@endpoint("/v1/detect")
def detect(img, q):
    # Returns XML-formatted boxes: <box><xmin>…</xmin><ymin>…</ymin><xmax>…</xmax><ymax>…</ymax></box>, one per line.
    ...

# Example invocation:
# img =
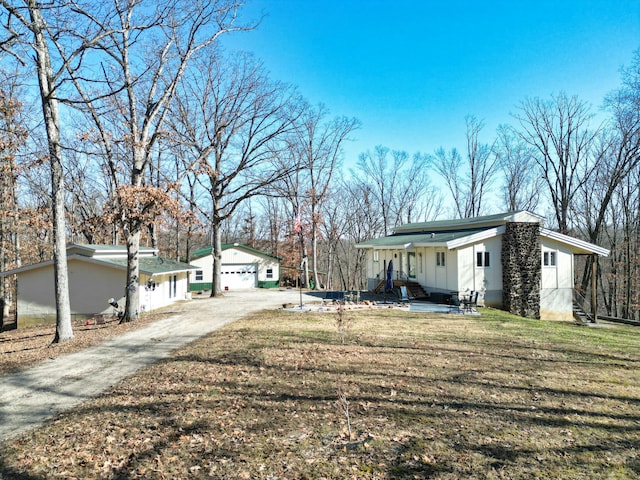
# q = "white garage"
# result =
<box><xmin>221</xmin><ymin>264</ymin><xmax>257</xmax><ymax>290</ymax></box>
<box><xmin>189</xmin><ymin>243</ymin><xmax>281</xmax><ymax>292</ymax></box>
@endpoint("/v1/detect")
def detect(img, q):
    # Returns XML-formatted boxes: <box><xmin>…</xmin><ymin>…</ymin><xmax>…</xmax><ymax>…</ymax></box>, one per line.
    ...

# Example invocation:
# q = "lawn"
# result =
<box><xmin>1</xmin><ymin>307</ymin><xmax>639</xmax><ymax>479</ymax></box>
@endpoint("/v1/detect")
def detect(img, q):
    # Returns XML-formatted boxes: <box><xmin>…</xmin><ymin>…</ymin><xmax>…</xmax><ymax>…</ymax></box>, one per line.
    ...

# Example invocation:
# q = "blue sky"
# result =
<box><xmin>224</xmin><ymin>1</ymin><xmax>640</xmax><ymax>167</ymax></box>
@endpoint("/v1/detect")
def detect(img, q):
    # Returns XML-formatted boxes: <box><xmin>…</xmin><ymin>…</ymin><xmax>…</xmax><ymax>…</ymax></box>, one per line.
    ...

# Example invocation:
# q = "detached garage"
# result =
<box><xmin>189</xmin><ymin>243</ymin><xmax>281</xmax><ymax>292</ymax></box>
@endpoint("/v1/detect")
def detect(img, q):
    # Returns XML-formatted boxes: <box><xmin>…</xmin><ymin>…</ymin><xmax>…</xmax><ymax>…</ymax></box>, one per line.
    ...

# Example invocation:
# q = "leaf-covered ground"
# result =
<box><xmin>0</xmin><ymin>313</ymin><xmax>168</xmax><ymax>376</ymax></box>
<box><xmin>1</xmin><ymin>308</ymin><xmax>639</xmax><ymax>479</ymax></box>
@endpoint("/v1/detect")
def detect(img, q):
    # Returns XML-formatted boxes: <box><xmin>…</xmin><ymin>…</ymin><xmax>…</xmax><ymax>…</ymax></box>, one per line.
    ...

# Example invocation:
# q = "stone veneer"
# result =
<box><xmin>502</xmin><ymin>222</ymin><xmax>541</xmax><ymax>319</ymax></box>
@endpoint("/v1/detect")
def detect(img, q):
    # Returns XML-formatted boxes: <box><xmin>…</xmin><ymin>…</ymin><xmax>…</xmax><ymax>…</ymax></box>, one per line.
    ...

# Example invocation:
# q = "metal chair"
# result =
<box><xmin>463</xmin><ymin>291</ymin><xmax>479</xmax><ymax>313</ymax></box>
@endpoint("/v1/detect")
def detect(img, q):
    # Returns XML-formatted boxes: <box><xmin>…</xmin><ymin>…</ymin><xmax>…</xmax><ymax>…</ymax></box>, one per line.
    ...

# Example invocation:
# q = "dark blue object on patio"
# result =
<box><xmin>385</xmin><ymin>259</ymin><xmax>394</xmax><ymax>292</ymax></box>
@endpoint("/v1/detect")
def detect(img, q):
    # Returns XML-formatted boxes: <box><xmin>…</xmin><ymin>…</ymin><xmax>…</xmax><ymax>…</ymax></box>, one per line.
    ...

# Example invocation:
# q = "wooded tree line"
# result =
<box><xmin>0</xmin><ymin>1</ymin><xmax>639</xmax><ymax>344</ymax></box>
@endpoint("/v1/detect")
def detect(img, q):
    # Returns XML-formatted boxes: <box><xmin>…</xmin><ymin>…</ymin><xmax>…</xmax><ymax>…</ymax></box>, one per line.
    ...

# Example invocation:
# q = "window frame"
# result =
<box><xmin>543</xmin><ymin>250</ymin><xmax>557</xmax><ymax>267</ymax></box>
<box><xmin>195</xmin><ymin>269</ymin><xmax>204</xmax><ymax>281</ymax></box>
<box><xmin>436</xmin><ymin>251</ymin><xmax>446</xmax><ymax>267</ymax></box>
<box><xmin>476</xmin><ymin>251</ymin><xmax>490</xmax><ymax>268</ymax></box>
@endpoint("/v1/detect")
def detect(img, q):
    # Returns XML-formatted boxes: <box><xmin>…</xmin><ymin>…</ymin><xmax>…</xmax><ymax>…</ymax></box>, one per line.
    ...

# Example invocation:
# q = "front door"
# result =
<box><xmin>408</xmin><ymin>252</ymin><xmax>416</xmax><ymax>279</ymax></box>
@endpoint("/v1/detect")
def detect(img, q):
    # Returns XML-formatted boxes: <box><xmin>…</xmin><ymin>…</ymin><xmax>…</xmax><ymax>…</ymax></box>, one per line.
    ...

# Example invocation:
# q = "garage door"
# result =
<box><xmin>221</xmin><ymin>264</ymin><xmax>257</xmax><ymax>290</ymax></box>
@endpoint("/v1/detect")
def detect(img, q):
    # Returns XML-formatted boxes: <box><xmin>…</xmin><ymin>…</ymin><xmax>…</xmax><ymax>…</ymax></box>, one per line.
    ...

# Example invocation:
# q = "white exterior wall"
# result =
<box><xmin>223</xmin><ymin>248</ymin><xmax>279</xmax><ymax>283</ymax></box>
<box><xmin>17</xmin><ymin>260</ymin><xmax>126</xmax><ymax>326</ymax></box>
<box><xmin>190</xmin><ymin>256</ymin><xmax>213</xmax><ymax>285</ymax></box>
<box><xmin>540</xmin><ymin>238</ymin><xmax>574</xmax><ymax>320</ymax></box>
<box><xmin>455</xmin><ymin>237</ymin><xmax>503</xmax><ymax>307</ymax></box>
<box><xmin>16</xmin><ymin>259</ymin><xmax>190</xmax><ymax>327</ymax></box>
<box><xmin>140</xmin><ymin>272</ymin><xmax>189</xmax><ymax>312</ymax></box>
<box><xmin>68</xmin><ymin>259</ymin><xmax>127</xmax><ymax>314</ymax></box>
<box><xmin>189</xmin><ymin>247</ymin><xmax>280</xmax><ymax>287</ymax></box>
<box><xmin>16</xmin><ymin>265</ymin><xmax>59</xmax><ymax>325</ymax></box>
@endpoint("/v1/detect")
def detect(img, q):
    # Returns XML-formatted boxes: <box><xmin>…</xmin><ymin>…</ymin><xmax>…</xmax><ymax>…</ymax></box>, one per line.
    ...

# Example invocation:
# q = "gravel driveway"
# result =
<box><xmin>0</xmin><ymin>289</ymin><xmax>318</xmax><ymax>442</ymax></box>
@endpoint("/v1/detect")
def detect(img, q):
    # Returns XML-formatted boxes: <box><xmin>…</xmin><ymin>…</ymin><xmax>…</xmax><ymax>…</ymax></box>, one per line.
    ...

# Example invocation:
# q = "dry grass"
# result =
<box><xmin>1</xmin><ymin>308</ymin><xmax>639</xmax><ymax>479</ymax></box>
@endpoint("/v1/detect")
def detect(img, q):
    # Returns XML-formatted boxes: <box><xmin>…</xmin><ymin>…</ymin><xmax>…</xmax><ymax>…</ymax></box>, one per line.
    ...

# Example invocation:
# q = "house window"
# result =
<box><xmin>195</xmin><ymin>270</ymin><xmax>203</xmax><ymax>281</ymax></box>
<box><xmin>169</xmin><ymin>275</ymin><xmax>177</xmax><ymax>299</ymax></box>
<box><xmin>373</xmin><ymin>250</ymin><xmax>379</xmax><ymax>262</ymax></box>
<box><xmin>436</xmin><ymin>251</ymin><xmax>446</xmax><ymax>267</ymax></box>
<box><xmin>476</xmin><ymin>251</ymin><xmax>490</xmax><ymax>267</ymax></box>
<box><xmin>266</xmin><ymin>268</ymin><xmax>273</xmax><ymax>279</ymax></box>
<box><xmin>543</xmin><ymin>250</ymin><xmax>557</xmax><ymax>267</ymax></box>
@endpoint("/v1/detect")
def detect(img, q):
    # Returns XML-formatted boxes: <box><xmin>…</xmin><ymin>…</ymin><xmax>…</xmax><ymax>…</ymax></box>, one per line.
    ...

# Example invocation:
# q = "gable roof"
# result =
<box><xmin>97</xmin><ymin>256</ymin><xmax>197</xmax><ymax>275</ymax></box>
<box><xmin>0</xmin><ymin>244</ymin><xmax>196</xmax><ymax>278</ymax></box>
<box><xmin>355</xmin><ymin>227</ymin><xmax>494</xmax><ymax>249</ymax></box>
<box><xmin>393</xmin><ymin>211</ymin><xmax>544</xmax><ymax>234</ymax></box>
<box><xmin>356</xmin><ymin>211</ymin><xmax>609</xmax><ymax>257</ymax></box>
<box><xmin>67</xmin><ymin>244</ymin><xmax>158</xmax><ymax>258</ymax></box>
<box><xmin>190</xmin><ymin>243</ymin><xmax>282</xmax><ymax>261</ymax></box>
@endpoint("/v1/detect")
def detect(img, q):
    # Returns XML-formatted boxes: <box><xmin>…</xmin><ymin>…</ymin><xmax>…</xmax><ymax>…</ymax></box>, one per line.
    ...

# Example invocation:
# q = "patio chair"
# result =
<box><xmin>398</xmin><ymin>285</ymin><xmax>414</xmax><ymax>303</ymax></box>
<box><xmin>463</xmin><ymin>291</ymin><xmax>479</xmax><ymax>313</ymax></box>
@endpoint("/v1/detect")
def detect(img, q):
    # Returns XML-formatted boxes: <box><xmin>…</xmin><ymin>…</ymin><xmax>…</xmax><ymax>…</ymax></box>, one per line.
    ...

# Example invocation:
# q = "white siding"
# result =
<box><xmin>190</xmin><ymin>256</ymin><xmax>213</xmax><ymax>285</ymax></box>
<box><xmin>540</xmin><ymin>239</ymin><xmax>574</xmax><ymax>320</ymax></box>
<box><xmin>140</xmin><ymin>272</ymin><xmax>190</xmax><ymax>311</ymax></box>
<box><xmin>455</xmin><ymin>238</ymin><xmax>503</xmax><ymax>306</ymax></box>
<box><xmin>189</xmin><ymin>247</ymin><xmax>279</xmax><ymax>287</ymax></box>
<box><xmin>16</xmin><ymin>259</ymin><xmax>191</xmax><ymax>327</ymax></box>
<box><xmin>17</xmin><ymin>260</ymin><xmax>126</xmax><ymax>324</ymax></box>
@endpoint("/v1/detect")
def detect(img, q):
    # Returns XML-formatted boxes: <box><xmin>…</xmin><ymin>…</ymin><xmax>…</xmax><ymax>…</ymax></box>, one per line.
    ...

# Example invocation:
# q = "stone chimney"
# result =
<box><xmin>502</xmin><ymin>222</ymin><xmax>541</xmax><ymax>319</ymax></box>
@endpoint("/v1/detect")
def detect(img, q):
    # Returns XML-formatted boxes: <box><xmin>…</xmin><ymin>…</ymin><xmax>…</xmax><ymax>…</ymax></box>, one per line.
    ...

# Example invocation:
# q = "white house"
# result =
<box><xmin>189</xmin><ymin>243</ymin><xmax>281</xmax><ymax>292</ymax></box>
<box><xmin>0</xmin><ymin>244</ymin><xmax>196</xmax><ymax>328</ymax></box>
<box><xmin>356</xmin><ymin>211</ymin><xmax>610</xmax><ymax>321</ymax></box>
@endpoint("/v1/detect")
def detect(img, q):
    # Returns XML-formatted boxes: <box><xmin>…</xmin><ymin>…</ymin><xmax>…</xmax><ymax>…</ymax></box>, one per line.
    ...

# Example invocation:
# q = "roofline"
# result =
<box><xmin>540</xmin><ymin>228</ymin><xmax>610</xmax><ymax>257</ymax></box>
<box><xmin>0</xmin><ymin>254</ymin><xmax>124</xmax><ymax>277</ymax></box>
<box><xmin>0</xmin><ymin>254</ymin><xmax>197</xmax><ymax>278</ymax></box>
<box><xmin>445</xmin><ymin>226</ymin><xmax>506</xmax><ymax>249</ymax></box>
<box><xmin>356</xmin><ymin>225</ymin><xmax>609</xmax><ymax>257</ymax></box>
<box><xmin>68</xmin><ymin>244</ymin><xmax>158</xmax><ymax>255</ymax></box>
<box><xmin>191</xmin><ymin>243</ymin><xmax>282</xmax><ymax>261</ymax></box>
<box><xmin>393</xmin><ymin>210</ymin><xmax>545</xmax><ymax>233</ymax></box>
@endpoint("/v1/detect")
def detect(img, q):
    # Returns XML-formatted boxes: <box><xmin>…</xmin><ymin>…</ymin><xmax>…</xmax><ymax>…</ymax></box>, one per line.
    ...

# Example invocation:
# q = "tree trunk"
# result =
<box><xmin>210</xmin><ymin>223</ymin><xmax>223</xmax><ymax>297</ymax></box>
<box><xmin>122</xmin><ymin>228</ymin><xmax>141</xmax><ymax>322</ymax></box>
<box><xmin>28</xmin><ymin>1</ymin><xmax>72</xmax><ymax>342</ymax></box>
<box><xmin>51</xmin><ymin>157</ymin><xmax>73</xmax><ymax>341</ymax></box>
<box><xmin>311</xmin><ymin>220</ymin><xmax>320</xmax><ymax>290</ymax></box>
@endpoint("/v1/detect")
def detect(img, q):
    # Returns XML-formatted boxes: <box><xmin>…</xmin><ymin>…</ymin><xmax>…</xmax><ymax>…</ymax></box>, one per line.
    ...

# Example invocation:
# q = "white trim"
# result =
<box><xmin>540</xmin><ymin>228</ymin><xmax>610</xmax><ymax>257</ymax></box>
<box><xmin>446</xmin><ymin>226</ymin><xmax>506</xmax><ymax>250</ymax></box>
<box><xmin>0</xmin><ymin>253</ymin><xmax>195</xmax><ymax>277</ymax></box>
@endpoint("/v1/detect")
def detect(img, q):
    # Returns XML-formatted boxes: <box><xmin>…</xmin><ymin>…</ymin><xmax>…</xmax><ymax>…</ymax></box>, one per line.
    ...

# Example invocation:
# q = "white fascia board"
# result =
<box><xmin>541</xmin><ymin>228</ymin><xmax>610</xmax><ymax>257</ymax></box>
<box><xmin>0</xmin><ymin>254</ymin><xmax>127</xmax><ymax>277</ymax></box>
<box><xmin>405</xmin><ymin>242</ymin><xmax>450</xmax><ymax>248</ymax></box>
<box><xmin>0</xmin><ymin>259</ymin><xmax>54</xmax><ymax>277</ymax></box>
<box><xmin>445</xmin><ymin>226</ymin><xmax>506</xmax><ymax>250</ymax></box>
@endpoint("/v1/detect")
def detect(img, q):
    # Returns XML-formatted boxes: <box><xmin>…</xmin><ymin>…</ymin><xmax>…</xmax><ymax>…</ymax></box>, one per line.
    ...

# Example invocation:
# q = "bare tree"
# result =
<box><xmin>0</xmin><ymin>79</ymin><xmax>26</xmax><ymax>327</ymax></box>
<box><xmin>169</xmin><ymin>52</ymin><xmax>301</xmax><ymax>297</ymax></box>
<box><xmin>353</xmin><ymin>146</ymin><xmax>438</xmax><ymax>232</ymax></box>
<box><xmin>513</xmin><ymin>93</ymin><xmax>599</xmax><ymax>233</ymax></box>
<box><xmin>62</xmin><ymin>0</ymin><xmax>249</xmax><ymax>319</ymax></box>
<box><xmin>354</xmin><ymin>146</ymin><xmax>407</xmax><ymax>236</ymax></box>
<box><xmin>577</xmin><ymin>49</ymin><xmax>640</xmax><ymax>314</ymax></box>
<box><xmin>291</xmin><ymin>103</ymin><xmax>360</xmax><ymax>290</ymax></box>
<box><xmin>495</xmin><ymin>124</ymin><xmax>541</xmax><ymax>212</ymax></box>
<box><xmin>430</xmin><ymin>116</ymin><xmax>498</xmax><ymax>219</ymax></box>
<box><xmin>0</xmin><ymin>0</ymin><xmax>80</xmax><ymax>341</ymax></box>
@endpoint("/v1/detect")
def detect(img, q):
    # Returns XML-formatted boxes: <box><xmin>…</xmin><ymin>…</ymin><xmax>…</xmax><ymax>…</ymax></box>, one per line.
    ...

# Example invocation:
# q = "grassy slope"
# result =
<box><xmin>1</xmin><ymin>307</ymin><xmax>639</xmax><ymax>479</ymax></box>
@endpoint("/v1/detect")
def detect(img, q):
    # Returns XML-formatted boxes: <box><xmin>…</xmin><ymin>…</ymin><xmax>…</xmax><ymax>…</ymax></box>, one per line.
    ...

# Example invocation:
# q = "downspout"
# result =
<box><xmin>591</xmin><ymin>254</ymin><xmax>598</xmax><ymax>323</ymax></box>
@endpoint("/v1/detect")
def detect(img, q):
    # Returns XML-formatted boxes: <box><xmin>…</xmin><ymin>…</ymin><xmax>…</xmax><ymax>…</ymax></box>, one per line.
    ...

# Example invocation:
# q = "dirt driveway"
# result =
<box><xmin>0</xmin><ymin>289</ymin><xmax>318</xmax><ymax>442</ymax></box>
